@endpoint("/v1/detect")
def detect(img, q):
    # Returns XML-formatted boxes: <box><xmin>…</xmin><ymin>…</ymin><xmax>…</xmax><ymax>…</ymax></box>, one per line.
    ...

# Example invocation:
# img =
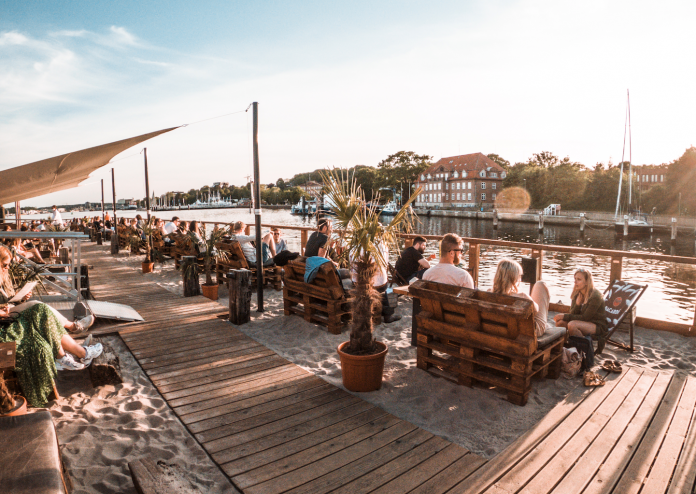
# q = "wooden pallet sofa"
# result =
<box><xmin>283</xmin><ymin>256</ymin><xmax>381</xmax><ymax>334</ymax></box>
<box><xmin>409</xmin><ymin>280</ymin><xmax>566</xmax><ymax>406</ymax></box>
<box><xmin>214</xmin><ymin>239</ymin><xmax>282</xmax><ymax>290</ymax></box>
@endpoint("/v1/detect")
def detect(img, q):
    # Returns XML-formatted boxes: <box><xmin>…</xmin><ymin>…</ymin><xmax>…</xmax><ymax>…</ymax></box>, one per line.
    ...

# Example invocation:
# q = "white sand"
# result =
<box><xmin>50</xmin><ymin>251</ymin><xmax>696</xmax><ymax>494</ymax></box>
<box><xmin>51</xmin><ymin>334</ymin><xmax>237</xmax><ymax>494</ymax></box>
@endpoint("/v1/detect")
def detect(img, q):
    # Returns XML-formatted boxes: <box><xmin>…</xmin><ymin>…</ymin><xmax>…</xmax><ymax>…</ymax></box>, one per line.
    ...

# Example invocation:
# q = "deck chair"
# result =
<box><xmin>603</xmin><ymin>280</ymin><xmax>647</xmax><ymax>353</ymax></box>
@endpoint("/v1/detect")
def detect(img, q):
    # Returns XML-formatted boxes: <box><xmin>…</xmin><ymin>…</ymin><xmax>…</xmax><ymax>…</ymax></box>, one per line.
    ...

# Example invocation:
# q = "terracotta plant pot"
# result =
<box><xmin>201</xmin><ymin>283</ymin><xmax>219</xmax><ymax>301</ymax></box>
<box><xmin>142</xmin><ymin>262</ymin><xmax>154</xmax><ymax>273</ymax></box>
<box><xmin>337</xmin><ymin>341</ymin><xmax>388</xmax><ymax>392</ymax></box>
<box><xmin>0</xmin><ymin>396</ymin><xmax>27</xmax><ymax>417</ymax></box>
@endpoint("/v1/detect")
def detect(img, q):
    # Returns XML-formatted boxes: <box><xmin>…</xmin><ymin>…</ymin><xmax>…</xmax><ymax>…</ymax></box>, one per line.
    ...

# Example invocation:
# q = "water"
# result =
<box><xmin>49</xmin><ymin>208</ymin><xmax>696</xmax><ymax>324</ymax></box>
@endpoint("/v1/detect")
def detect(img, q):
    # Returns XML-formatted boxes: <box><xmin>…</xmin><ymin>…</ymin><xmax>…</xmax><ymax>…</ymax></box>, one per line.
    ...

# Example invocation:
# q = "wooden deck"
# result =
<box><xmin>83</xmin><ymin>245</ymin><xmax>487</xmax><ymax>493</ymax></box>
<box><xmin>79</xmin><ymin>244</ymin><xmax>696</xmax><ymax>493</ymax></box>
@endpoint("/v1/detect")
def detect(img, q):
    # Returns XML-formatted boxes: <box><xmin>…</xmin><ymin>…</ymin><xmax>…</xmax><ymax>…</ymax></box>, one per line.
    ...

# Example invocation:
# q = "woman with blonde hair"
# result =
<box><xmin>553</xmin><ymin>268</ymin><xmax>607</xmax><ymax>349</ymax></box>
<box><xmin>491</xmin><ymin>258</ymin><xmax>551</xmax><ymax>337</ymax></box>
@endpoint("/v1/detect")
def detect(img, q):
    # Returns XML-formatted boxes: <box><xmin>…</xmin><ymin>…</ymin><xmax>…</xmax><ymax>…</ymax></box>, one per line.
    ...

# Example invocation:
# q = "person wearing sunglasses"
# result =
<box><xmin>422</xmin><ymin>233</ymin><xmax>474</xmax><ymax>288</ymax></box>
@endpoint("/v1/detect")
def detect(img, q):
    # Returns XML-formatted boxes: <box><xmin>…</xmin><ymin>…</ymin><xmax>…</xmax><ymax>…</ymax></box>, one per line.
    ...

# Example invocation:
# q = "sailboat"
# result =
<box><xmin>614</xmin><ymin>90</ymin><xmax>653</xmax><ymax>236</ymax></box>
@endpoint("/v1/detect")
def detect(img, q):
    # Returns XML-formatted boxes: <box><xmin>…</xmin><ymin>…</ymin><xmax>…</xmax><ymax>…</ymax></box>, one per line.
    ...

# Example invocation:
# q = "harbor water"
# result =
<box><xmin>55</xmin><ymin>208</ymin><xmax>696</xmax><ymax>324</ymax></box>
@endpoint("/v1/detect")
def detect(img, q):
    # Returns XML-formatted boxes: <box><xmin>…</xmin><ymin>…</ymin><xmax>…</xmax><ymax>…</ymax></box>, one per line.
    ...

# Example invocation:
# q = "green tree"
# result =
<box><xmin>376</xmin><ymin>151</ymin><xmax>432</xmax><ymax>199</ymax></box>
<box><xmin>487</xmin><ymin>153</ymin><xmax>510</xmax><ymax>170</ymax></box>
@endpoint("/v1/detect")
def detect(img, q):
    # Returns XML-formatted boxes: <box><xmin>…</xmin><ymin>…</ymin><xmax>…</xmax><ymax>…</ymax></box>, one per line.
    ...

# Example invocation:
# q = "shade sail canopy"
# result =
<box><xmin>0</xmin><ymin>127</ymin><xmax>178</xmax><ymax>205</ymax></box>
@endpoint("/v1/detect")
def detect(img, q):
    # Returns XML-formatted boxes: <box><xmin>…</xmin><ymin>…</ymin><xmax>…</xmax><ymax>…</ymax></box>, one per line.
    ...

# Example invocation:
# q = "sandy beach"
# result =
<box><xmin>48</xmin><ymin>252</ymin><xmax>696</xmax><ymax>492</ymax></box>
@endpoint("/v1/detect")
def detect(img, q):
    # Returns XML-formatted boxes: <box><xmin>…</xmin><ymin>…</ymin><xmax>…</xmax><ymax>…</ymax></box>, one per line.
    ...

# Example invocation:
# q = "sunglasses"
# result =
<box><xmin>449</xmin><ymin>249</ymin><xmax>463</xmax><ymax>253</ymax></box>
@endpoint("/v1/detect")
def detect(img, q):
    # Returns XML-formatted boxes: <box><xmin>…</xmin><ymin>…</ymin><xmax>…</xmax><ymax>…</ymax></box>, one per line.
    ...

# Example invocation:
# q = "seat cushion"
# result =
<box><xmin>0</xmin><ymin>410</ymin><xmax>65</xmax><ymax>493</ymax></box>
<box><xmin>537</xmin><ymin>326</ymin><xmax>567</xmax><ymax>348</ymax></box>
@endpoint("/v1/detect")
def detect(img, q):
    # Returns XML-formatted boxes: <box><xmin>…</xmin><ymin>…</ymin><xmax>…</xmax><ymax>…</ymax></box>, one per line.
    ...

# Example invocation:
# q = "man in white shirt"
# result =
<box><xmin>163</xmin><ymin>216</ymin><xmax>179</xmax><ymax>235</ymax></box>
<box><xmin>51</xmin><ymin>205</ymin><xmax>62</xmax><ymax>226</ymax></box>
<box><xmin>423</xmin><ymin>233</ymin><xmax>475</xmax><ymax>288</ymax></box>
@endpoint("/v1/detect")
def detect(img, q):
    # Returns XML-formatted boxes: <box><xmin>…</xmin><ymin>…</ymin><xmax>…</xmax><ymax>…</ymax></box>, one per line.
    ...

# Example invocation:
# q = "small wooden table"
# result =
<box><xmin>393</xmin><ymin>285</ymin><xmax>420</xmax><ymax>346</ymax></box>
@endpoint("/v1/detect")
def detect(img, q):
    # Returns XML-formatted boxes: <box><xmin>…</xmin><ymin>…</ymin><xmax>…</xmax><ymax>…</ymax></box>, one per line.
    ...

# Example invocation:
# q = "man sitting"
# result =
<box><xmin>230</xmin><ymin>221</ymin><xmax>275</xmax><ymax>266</ymax></box>
<box><xmin>395</xmin><ymin>236</ymin><xmax>432</xmax><ymax>282</ymax></box>
<box><xmin>162</xmin><ymin>217</ymin><xmax>179</xmax><ymax>245</ymax></box>
<box><xmin>304</xmin><ymin>219</ymin><xmax>332</xmax><ymax>257</ymax></box>
<box><xmin>423</xmin><ymin>233</ymin><xmax>474</xmax><ymax>288</ymax></box>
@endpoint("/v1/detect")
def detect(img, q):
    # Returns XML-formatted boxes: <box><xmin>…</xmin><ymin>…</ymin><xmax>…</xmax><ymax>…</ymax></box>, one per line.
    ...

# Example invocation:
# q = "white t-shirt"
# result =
<box><xmin>423</xmin><ymin>263</ymin><xmax>474</xmax><ymax>288</ymax></box>
<box><xmin>163</xmin><ymin>222</ymin><xmax>178</xmax><ymax>234</ymax></box>
<box><xmin>51</xmin><ymin>209</ymin><xmax>62</xmax><ymax>224</ymax></box>
<box><xmin>350</xmin><ymin>244</ymin><xmax>388</xmax><ymax>287</ymax></box>
<box><xmin>232</xmin><ymin>233</ymin><xmax>257</xmax><ymax>263</ymax></box>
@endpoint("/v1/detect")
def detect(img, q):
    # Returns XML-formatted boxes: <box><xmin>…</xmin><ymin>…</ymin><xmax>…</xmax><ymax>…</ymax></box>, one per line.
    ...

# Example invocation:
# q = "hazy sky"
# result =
<box><xmin>2</xmin><ymin>0</ymin><xmax>695</xmax><ymax>207</ymax></box>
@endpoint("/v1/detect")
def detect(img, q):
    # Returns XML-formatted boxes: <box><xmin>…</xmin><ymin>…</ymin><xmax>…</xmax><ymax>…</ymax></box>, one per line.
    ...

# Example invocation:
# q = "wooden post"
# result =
<box><xmin>228</xmin><ymin>269</ymin><xmax>251</xmax><ymax>325</ymax></box>
<box><xmin>59</xmin><ymin>247</ymin><xmax>70</xmax><ymax>265</ymax></box>
<box><xmin>111</xmin><ymin>230</ymin><xmax>119</xmax><ymax>254</ymax></box>
<box><xmin>252</xmin><ymin>102</ymin><xmax>264</xmax><ymax>313</ymax></box>
<box><xmin>610</xmin><ymin>256</ymin><xmax>623</xmax><ymax>283</ymax></box>
<box><xmin>301</xmin><ymin>229</ymin><xmax>308</xmax><ymax>255</ymax></box>
<box><xmin>671</xmin><ymin>217</ymin><xmax>678</xmax><ymax>244</ymax></box>
<box><xmin>538</xmin><ymin>213</ymin><xmax>544</xmax><ymax>232</ymax></box>
<box><xmin>532</xmin><ymin>248</ymin><xmax>543</xmax><ymax>281</ymax></box>
<box><xmin>493</xmin><ymin>210</ymin><xmax>499</xmax><ymax>229</ymax></box>
<box><xmin>623</xmin><ymin>215</ymin><xmax>629</xmax><ymax>236</ymax></box>
<box><xmin>181</xmin><ymin>256</ymin><xmax>200</xmax><ymax>297</ymax></box>
<box><xmin>96</xmin><ymin>231</ymin><xmax>102</xmax><ymax>245</ymax></box>
<box><xmin>468</xmin><ymin>243</ymin><xmax>480</xmax><ymax>287</ymax></box>
<box><xmin>80</xmin><ymin>264</ymin><xmax>92</xmax><ymax>300</ymax></box>
<box><xmin>579</xmin><ymin>213</ymin><xmax>585</xmax><ymax>236</ymax></box>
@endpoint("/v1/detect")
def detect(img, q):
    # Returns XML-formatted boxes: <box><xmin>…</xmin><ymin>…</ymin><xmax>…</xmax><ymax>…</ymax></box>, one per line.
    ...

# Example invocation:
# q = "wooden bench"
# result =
<box><xmin>214</xmin><ymin>239</ymin><xmax>282</xmax><ymax>290</ymax></box>
<box><xmin>150</xmin><ymin>230</ymin><xmax>172</xmax><ymax>258</ymax></box>
<box><xmin>282</xmin><ymin>256</ymin><xmax>381</xmax><ymax>334</ymax></box>
<box><xmin>409</xmin><ymin>279</ymin><xmax>566</xmax><ymax>406</ymax></box>
<box><xmin>170</xmin><ymin>234</ymin><xmax>203</xmax><ymax>270</ymax></box>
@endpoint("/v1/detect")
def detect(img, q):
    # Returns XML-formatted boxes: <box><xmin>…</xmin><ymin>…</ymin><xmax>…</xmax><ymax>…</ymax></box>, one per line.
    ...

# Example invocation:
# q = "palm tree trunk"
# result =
<box><xmin>348</xmin><ymin>259</ymin><xmax>380</xmax><ymax>354</ymax></box>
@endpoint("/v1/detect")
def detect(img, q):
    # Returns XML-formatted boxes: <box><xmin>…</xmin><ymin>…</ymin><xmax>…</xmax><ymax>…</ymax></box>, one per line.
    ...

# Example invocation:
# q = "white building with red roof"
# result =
<box><xmin>414</xmin><ymin>153</ymin><xmax>506</xmax><ymax>208</ymax></box>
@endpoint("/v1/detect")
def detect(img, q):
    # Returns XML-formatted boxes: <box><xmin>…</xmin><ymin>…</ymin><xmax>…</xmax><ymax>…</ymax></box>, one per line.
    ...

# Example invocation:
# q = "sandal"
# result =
<box><xmin>601</xmin><ymin>360</ymin><xmax>623</xmax><ymax>373</ymax></box>
<box><xmin>583</xmin><ymin>371</ymin><xmax>606</xmax><ymax>387</ymax></box>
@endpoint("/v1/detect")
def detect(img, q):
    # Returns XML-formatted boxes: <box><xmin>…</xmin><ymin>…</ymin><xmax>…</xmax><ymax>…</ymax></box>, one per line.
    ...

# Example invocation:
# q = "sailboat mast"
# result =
<box><xmin>614</xmin><ymin>91</ymin><xmax>630</xmax><ymax>219</ymax></box>
<box><xmin>627</xmin><ymin>90</ymin><xmax>633</xmax><ymax>210</ymax></box>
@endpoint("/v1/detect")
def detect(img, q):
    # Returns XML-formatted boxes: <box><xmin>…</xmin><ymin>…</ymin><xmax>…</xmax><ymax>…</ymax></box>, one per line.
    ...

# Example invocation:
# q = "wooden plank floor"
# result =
<box><xmin>82</xmin><ymin>245</ymin><xmax>487</xmax><ymax>493</ymax></box>
<box><xmin>451</xmin><ymin>367</ymin><xmax>696</xmax><ymax>494</ymax></box>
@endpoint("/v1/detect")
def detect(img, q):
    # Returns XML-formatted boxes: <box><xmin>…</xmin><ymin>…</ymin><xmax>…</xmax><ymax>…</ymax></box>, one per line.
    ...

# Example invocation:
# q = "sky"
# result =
<box><xmin>1</xmin><ymin>0</ymin><xmax>695</xmax><ymax>207</ymax></box>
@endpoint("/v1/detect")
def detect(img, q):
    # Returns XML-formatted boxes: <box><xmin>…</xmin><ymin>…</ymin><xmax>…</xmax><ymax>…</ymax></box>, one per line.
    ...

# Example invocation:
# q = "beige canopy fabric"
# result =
<box><xmin>0</xmin><ymin>127</ymin><xmax>178</xmax><ymax>205</ymax></box>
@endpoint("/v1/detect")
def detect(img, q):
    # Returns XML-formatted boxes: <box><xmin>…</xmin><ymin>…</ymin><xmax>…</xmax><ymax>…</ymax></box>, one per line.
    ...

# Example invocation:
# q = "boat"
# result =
<box><xmin>614</xmin><ymin>90</ymin><xmax>653</xmax><ymax>237</ymax></box>
<box><xmin>291</xmin><ymin>197</ymin><xmax>316</xmax><ymax>215</ymax></box>
<box><xmin>380</xmin><ymin>200</ymin><xmax>399</xmax><ymax>215</ymax></box>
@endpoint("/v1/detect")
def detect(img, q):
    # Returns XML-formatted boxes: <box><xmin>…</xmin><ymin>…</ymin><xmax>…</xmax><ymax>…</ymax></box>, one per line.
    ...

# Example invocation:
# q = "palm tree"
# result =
<box><xmin>199</xmin><ymin>224</ymin><xmax>230</xmax><ymax>286</ymax></box>
<box><xmin>321</xmin><ymin>169</ymin><xmax>419</xmax><ymax>354</ymax></box>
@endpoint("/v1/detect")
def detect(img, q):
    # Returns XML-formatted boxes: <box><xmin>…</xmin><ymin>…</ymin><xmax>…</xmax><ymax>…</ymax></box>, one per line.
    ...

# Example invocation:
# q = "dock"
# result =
<box><xmin>73</xmin><ymin>243</ymin><xmax>696</xmax><ymax>493</ymax></box>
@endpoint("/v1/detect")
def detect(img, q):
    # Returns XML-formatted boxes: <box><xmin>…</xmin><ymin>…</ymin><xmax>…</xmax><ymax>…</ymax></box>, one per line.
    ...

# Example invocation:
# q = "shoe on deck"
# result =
<box><xmin>56</xmin><ymin>354</ymin><xmax>85</xmax><ymax>371</ymax></box>
<box><xmin>74</xmin><ymin>315</ymin><xmax>95</xmax><ymax>332</ymax></box>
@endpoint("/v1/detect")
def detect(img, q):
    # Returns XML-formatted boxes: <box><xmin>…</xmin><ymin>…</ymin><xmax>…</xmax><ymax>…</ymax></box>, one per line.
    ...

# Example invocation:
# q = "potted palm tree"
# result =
<box><xmin>322</xmin><ymin>169</ymin><xmax>418</xmax><ymax>392</ymax></box>
<box><xmin>141</xmin><ymin>221</ymin><xmax>157</xmax><ymax>273</ymax></box>
<box><xmin>199</xmin><ymin>224</ymin><xmax>230</xmax><ymax>300</ymax></box>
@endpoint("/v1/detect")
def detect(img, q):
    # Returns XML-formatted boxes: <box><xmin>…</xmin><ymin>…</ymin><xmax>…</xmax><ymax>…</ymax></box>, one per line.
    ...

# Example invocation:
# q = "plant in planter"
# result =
<box><xmin>0</xmin><ymin>374</ymin><xmax>26</xmax><ymax>416</ymax></box>
<box><xmin>321</xmin><ymin>169</ymin><xmax>418</xmax><ymax>391</ymax></box>
<box><xmin>140</xmin><ymin>222</ymin><xmax>157</xmax><ymax>273</ymax></box>
<box><xmin>198</xmin><ymin>224</ymin><xmax>230</xmax><ymax>300</ymax></box>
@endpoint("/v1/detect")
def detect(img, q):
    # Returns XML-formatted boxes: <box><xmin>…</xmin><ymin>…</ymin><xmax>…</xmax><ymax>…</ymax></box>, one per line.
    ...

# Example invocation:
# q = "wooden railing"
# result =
<box><xmin>192</xmin><ymin>220</ymin><xmax>695</xmax><ymax>335</ymax></box>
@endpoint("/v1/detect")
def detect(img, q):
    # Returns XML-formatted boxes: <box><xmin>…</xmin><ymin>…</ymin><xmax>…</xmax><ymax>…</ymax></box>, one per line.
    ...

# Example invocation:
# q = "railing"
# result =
<box><xmin>179</xmin><ymin>220</ymin><xmax>696</xmax><ymax>335</ymax></box>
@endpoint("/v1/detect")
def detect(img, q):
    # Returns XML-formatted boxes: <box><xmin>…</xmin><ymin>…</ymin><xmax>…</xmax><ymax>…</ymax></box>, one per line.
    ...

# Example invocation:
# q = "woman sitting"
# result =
<box><xmin>553</xmin><ymin>268</ymin><xmax>608</xmax><ymax>352</ymax></box>
<box><xmin>188</xmin><ymin>221</ymin><xmax>206</xmax><ymax>254</ymax></box>
<box><xmin>491</xmin><ymin>258</ymin><xmax>551</xmax><ymax>338</ymax></box>
<box><xmin>10</xmin><ymin>238</ymin><xmax>46</xmax><ymax>264</ymax></box>
<box><xmin>0</xmin><ymin>246</ymin><xmax>102</xmax><ymax>406</ymax></box>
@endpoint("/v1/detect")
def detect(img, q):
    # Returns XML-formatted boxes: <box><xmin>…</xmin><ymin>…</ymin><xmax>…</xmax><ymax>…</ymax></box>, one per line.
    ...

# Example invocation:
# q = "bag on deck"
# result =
<box><xmin>565</xmin><ymin>335</ymin><xmax>594</xmax><ymax>371</ymax></box>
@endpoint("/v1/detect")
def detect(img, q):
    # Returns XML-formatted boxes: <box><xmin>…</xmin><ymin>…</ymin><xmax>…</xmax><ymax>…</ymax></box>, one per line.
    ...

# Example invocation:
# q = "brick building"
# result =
<box><xmin>634</xmin><ymin>164</ymin><xmax>668</xmax><ymax>192</ymax></box>
<box><xmin>414</xmin><ymin>153</ymin><xmax>506</xmax><ymax>208</ymax></box>
<box><xmin>300</xmin><ymin>180</ymin><xmax>324</xmax><ymax>197</ymax></box>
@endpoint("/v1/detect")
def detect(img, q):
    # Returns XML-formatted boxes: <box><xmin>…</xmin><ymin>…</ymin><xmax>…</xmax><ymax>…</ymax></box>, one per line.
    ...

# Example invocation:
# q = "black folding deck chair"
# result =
<box><xmin>603</xmin><ymin>280</ymin><xmax>648</xmax><ymax>353</ymax></box>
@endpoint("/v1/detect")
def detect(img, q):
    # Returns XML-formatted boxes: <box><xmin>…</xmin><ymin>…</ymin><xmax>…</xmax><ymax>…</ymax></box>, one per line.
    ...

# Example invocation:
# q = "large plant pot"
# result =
<box><xmin>0</xmin><ymin>396</ymin><xmax>27</xmax><ymax>417</ymax></box>
<box><xmin>337</xmin><ymin>341</ymin><xmax>388</xmax><ymax>392</ymax></box>
<box><xmin>201</xmin><ymin>283</ymin><xmax>219</xmax><ymax>301</ymax></box>
<box><xmin>142</xmin><ymin>262</ymin><xmax>154</xmax><ymax>273</ymax></box>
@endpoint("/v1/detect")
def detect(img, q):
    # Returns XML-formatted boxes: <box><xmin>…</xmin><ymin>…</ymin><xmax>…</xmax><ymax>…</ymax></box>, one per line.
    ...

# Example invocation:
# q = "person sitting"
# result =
<box><xmin>269</xmin><ymin>228</ymin><xmax>288</xmax><ymax>253</ymax></box>
<box><xmin>422</xmin><ymin>233</ymin><xmax>474</xmax><ymax>288</ymax></box>
<box><xmin>265</xmin><ymin>228</ymin><xmax>299</xmax><ymax>266</ymax></box>
<box><xmin>11</xmin><ymin>238</ymin><xmax>46</xmax><ymax>264</ymax></box>
<box><xmin>230</xmin><ymin>221</ymin><xmax>275</xmax><ymax>267</ymax></box>
<box><xmin>491</xmin><ymin>258</ymin><xmax>551</xmax><ymax>338</ymax></box>
<box><xmin>188</xmin><ymin>221</ymin><xmax>206</xmax><ymax>254</ymax></box>
<box><xmin>304</xmin><ymin>219</ymin><xmax>332</xmax><ymax>258</ymax></box>
<box><xmin>395</xmin><ymin>236</ymin><xmax>433</xmax><ymax>282</ymax></box>
<box><xmin>553</xmin><ymin>268</ymin><xmax>608</xmax><ymax>352</ymax></box>
<box><xmin>163</xmin><ymin>216</ymin><xmax>179</xmax><ymax>235</ymax></box>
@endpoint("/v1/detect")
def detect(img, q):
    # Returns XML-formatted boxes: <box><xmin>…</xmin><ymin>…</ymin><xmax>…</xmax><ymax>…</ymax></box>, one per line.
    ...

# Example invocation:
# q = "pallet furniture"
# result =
<box><xmin>150</xmin><ymin>230</ymin><xmax>172</xmax><ymax>258</ymax></box>
<box><xmin>409</xmin><ymin>279</ymin><xmax>566</xmax><ymax>406</ymax></box>
<box><xmin>0</xmin><ymin>410</ymin><xmax>71</xmax><ymax>494</ymax></box>
<box><xmin>214</xmin><ymin>239</ymin><xmax>282</xmax><ymax>290</ymax></box>
<box><xmin>170</xmin><ymin>234</ymin><xmax>203</xmax><ymax>270</ymax></box>
<box><xmin>282</xmin><ymin>256</ymin><xmax>381</xmax><ymax>334</ymax></box>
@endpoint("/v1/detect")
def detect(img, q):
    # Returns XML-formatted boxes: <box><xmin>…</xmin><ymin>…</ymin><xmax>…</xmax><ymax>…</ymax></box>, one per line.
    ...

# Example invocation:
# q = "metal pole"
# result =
<box><xmin>111</xmin><ymin>168</ymin><xmax>117</xmax><ymax>228</ymax></box>
<box><xmin>101</xmin><ymin>179</ymin><xmax>105</xmax><ymax>219</ymax></box>
<box><xmin>252</xmin><ymin>102</ymin><xmax>264</xmax><ymax>312</ymax></box>
<box><xmin>14</xmin><ymin>201</ymin><xmax>20</xmax><ymax>229</ymax></box>
<box><xmin>143</xmin><ymin>148</ymin><xmax>151</xmax><ymax>224</ymax></box>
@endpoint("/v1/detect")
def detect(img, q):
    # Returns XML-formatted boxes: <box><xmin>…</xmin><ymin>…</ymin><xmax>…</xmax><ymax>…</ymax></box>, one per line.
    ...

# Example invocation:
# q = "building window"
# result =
<box><xmin>468</xmin><ymin>182</ymin><xmax>472</xmax><ymax>189</ymax></box>
<box><xmin>490</xmin><ymin>172</ymin><xmax>497</xmax><ymax>178</ymax></box>
<box><xmin>446</xmin><ymin>183</ymin><xmax>449</xmax><ymax>190</ymax></box>
<box><xmin>481</xmin><ymin>193</ymin><xmax>486</xmax><ymax>201</ymax></box>
<box><xmin>446</xmin><ymin>194</ymin><xmax>449</xmax><ymax>200</ymax></box>
<box><xmin>492</xmin><ymin>193</ymin><xmax>496</xmax><ymax>200</ymax></box>
<box><xmin>481</xmin><ymin>182</ymin><xmax>486</xmax><ymax>189</ymax></box>
<box><xmin>468</xmin><ymin>193</ymin><xmax>472</xmax><ymax>201</ymax></box>
<box><xmin>457</xmin><ymin>182</ymin><xmax>460</xmax><ymax>189</ymax></box>
<box><xmin>661</xmin><ymin>175</ymin><xmax>664</xmax><ymax>181</ymax></box>
<box><xmin>492</xmin><ymin>183</ymin><xmax>497</xmax><ymax>190</ymax></box>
